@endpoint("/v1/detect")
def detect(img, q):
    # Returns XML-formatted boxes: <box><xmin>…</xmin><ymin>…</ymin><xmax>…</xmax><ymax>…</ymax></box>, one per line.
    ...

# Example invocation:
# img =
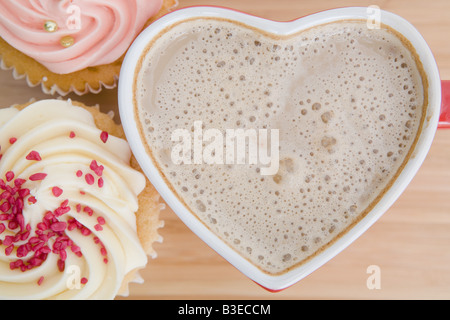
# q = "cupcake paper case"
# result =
<box><xmin>0</xmin><ymin>0</ymin><xmax>178</xmax><ymax>96</ymax></box>
<box><xmin>0</xmin><ymin>99</ymin><xmax>164</xmax><ymax>299</ymax></box>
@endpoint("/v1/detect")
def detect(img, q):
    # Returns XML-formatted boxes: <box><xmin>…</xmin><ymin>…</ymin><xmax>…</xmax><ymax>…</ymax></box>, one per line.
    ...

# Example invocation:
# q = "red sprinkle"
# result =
<box><xmin>9</xmin><ymin>260</ymin><xmax>22</xmax><ymax>271</ymax></box>
<box><xmin>97</xmin><ymin>217</ymin><xmax>106</xmax><ymax>225</ymax></box>
<box><xmin>3</xmin><ymin>236</ymin><xmax>13</xmax><ymax>246</ymax></box>
<box><xmin>85</xmin><ymin>173</ymin><xmax>95</xmax><ymax>185</ymax></box>
<box><xmin>29</xmin><ymin>173</ymin><xmax>47</xmax><ymax>181</ymax></box>
<box><xmin>28</xmin><ymin>196</ymin><xmax>37</xmax><ymax>204</ymax></box>
<box><xmin>90</xmin><ymin>160</ymin><xmax>104</xmax><ymax>177</ymax></box>
<box><xmin>52</xmin><ymin>187</ymin><xmax>63</xmax><ymax>197</ymax></box>
<box><xmin>90</xmin><ymin>160</ymin><xmax>98</xmax><ymax>171</ymax></box>
<box><xmin>71</xmin><ymin>245</ymin><xmax>81</xmax><ymax>253</ymax></box>
<box><xmin>26</xmin><ymin>151</ymin><xmax>42</xmax><ymax>161</ymax></box>
<box><xmin>67</xmin><ymin>221</ymin><xmax>77</xmax><ymax>231</ymax></box>
<box><xmin>9</xmin><ymin>137</ymin><xmax>17</xmax><ymax>144</ymax></box>
<box><xmin>100</xmin><ymin>131</ymin><xmax>109</xmax><ymax>143</ymax></box>
<box><xmin>50</xmin><ymin>221</ymin><xmax>67</xmax><ymax>233</ymax></box>
<box><xmin>16</xmin><ymin>244</ymin><xmax>29</xmax><ymax>258</ymax></box>
<box><xmin>37</xmin><ymin>276</ymin><xmax>44</xmax><ymax>286</ymax></box>
<box><xmin>98</xmin><ymin>178</ymin><xmax>104</xmax><ymax>188</ymax></box>
<box><xmin>0</xmin><ymin>201</ymin><xmax>11</xmax><ymax>213</ymax></box>
<box><xmin>94</xmin><ymin>224</ymin><xmax>103</xmax><ymax>231</ymax></box>
<box><xmin>59</xmin><ymin>250</ymin><xmax>67</xmax><ymax>262</ymax></box>
<box><xmin>81</xmin><ymin>227</ymin><xmax>91</xmax><ymax>236</ymax></box>
<box><xmin>5</xmin><ymin>244</ymin><xmax>13</xmax><ymax>256</ymax></box>
<box><xmin>76</xmin><ymin>170</ymin><xmax>82</xmax><ymax>177</ymax></box>
<box><xmin>57</xmin><ymin>259</ymin><xmax>65</xmax><ymax>272</ymax></box>
<box><xmin>83</xmin><ymin>206</ymin><xmax>93</xmax><ymax>216</ymax></box>
<box><xmin>5</xmin><ymin>171</ymin><xmax>14</xmax><ymax>182</ymax></box>
<box><xmin>69</xmin><ymin>131</ymin><xmax>76</xmax><ymax>138</ymax></box>
<box><xmin>54</xmin><ymin>205</ymin><xmax>70</xmax><ymax>217</ymax></box>
<box><xmin>81</xmin><ymin>277</ymin><xmax>88</xmax><ymax>284</ymax></box>
<box><xmin>8</xmin><ymin>220</ymin><xmax>18</xmax><ymax>230</ymax></box>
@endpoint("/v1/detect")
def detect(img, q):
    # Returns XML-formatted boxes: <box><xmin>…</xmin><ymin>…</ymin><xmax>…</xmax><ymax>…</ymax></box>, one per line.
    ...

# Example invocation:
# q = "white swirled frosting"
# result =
<box><xmin>0</xmin><ymin>100</ymin><xmax>148</xmax><ymax>300</ymax></box>
<box><xmin>0</xmin><ymin>0</ymin><xmax>163</xmax><ymax>74</ymax></box>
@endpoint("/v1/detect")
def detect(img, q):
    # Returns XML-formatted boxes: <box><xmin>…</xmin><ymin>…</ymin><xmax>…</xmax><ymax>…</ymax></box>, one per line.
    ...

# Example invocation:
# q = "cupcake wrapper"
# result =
<box><xmin>0</xmin><ymin>55</ymin><xmax>119</xmax><ymax>96</ymax></box>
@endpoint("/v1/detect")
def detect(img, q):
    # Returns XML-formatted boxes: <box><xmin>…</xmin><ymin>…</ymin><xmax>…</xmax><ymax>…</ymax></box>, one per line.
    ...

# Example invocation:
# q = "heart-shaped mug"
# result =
<box><xmin>118</xmin><ymin>6</ymin><xmax>448</xmax><ymax>291</ymax></box>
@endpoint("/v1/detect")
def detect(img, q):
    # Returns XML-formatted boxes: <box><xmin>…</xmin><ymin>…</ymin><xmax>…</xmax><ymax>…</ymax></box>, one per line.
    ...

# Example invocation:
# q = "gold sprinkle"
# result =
<box><xmin>60</xmin><ymin>35</ymin><xmax>74</xmax><ymax>48</ymax></box>
<box><xmin>43</xmin><ymin>20</ymin><xmax>58</xmax><ymax>33</ymax></box>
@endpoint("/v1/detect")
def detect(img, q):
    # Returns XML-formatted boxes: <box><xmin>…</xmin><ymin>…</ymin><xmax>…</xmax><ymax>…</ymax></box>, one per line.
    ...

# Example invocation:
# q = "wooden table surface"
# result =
<box><xmin>1</xmin><ymin>0</ymin><xmax>450</xmax><ymax>300</ymax></box>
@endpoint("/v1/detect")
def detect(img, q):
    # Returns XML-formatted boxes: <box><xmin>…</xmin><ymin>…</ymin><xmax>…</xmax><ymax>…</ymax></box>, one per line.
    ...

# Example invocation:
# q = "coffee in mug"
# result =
<box><xmin>133</xmin><ymin>18</ymin><xmax>427</xmax><ymax>274</ymax></box>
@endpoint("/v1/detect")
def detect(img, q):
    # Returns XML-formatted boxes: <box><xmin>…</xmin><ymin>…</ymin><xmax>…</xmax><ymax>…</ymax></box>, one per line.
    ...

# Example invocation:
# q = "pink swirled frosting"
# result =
<box><xmin>0</xmin><ymin>0</ymin><xmax>163</xmax><ymax>74</ymax></box>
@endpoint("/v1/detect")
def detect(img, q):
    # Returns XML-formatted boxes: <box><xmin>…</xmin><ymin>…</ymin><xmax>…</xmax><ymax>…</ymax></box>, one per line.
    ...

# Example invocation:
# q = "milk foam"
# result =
<box><xmin>135</xmin><ymin>19</ymin><xmax>425</xmax><ymax>274</ymax></box>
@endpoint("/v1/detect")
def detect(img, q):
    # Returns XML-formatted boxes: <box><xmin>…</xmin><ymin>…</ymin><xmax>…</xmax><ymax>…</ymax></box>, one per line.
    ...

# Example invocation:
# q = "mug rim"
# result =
<box><xmin>118</xmin><ymin>6</ymin><xmax>441</xmax><ymax>291</ymax></box>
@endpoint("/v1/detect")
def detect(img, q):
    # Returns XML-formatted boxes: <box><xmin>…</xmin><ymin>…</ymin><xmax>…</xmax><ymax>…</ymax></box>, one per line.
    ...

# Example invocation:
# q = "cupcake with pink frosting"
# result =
<box><xmin>0</xmin><ymin>0</ymin><xmax>177</xmax><ymax>95</ymax></box>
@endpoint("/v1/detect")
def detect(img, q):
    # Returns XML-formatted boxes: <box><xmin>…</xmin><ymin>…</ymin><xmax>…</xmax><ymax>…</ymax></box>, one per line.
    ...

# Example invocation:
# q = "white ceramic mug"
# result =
<box><xmin>118</xmin><ymin>6</ymin><xmax>449</xmax><ymax>291</ymax></box>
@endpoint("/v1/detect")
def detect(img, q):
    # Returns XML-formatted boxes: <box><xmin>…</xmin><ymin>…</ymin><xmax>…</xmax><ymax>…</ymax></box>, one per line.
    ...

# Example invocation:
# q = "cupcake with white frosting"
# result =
<box><xmin>0</xmin><ymin>99</ymin><xmax>163</xmax><ymax>299</ymax></box>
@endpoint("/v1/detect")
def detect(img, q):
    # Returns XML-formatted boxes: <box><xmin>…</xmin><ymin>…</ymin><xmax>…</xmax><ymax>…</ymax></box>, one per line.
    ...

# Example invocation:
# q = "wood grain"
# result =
<box><xmin>1</xmin><ymin>0</ymin><xmax>449</xmax><ymax>300</ymax></box>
